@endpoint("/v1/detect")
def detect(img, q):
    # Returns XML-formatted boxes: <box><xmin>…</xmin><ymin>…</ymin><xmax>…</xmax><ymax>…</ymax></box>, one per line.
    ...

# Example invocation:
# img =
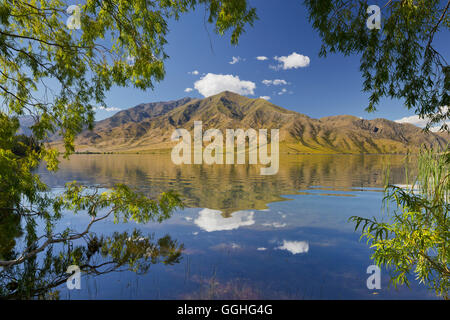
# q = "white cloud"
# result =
<box><xmin>184</xmin><ymin>88</ymin><xmax>193</xmax><ymax>93</ymax></box>
<box><xmin>269</xmin><ymin>65</ymin><xmax>279</xmax><ymax>71</ymax></box>
<box><xmin>94</xmin><ymin>106</ymin><xmax>121</xmax><ymax>112</ymax></box>
<box><xmin>395</xmin><ymin>106</ymin><xmax>448</xmax><ymax>130</ymax></box>
<box><xmin>277</xmin><ymin>240</ymin><xmax>309</xmax><ymax>254</ymax></box>
<box><xmin>229</xmin><ymin>56</ymin><xmax>242</xmax><ymax>65</ymax></box>
<box><xmin>256</xmin><ymin>56</ymin><xmax>268</xmax><ymax>61</ymax></box>
<box><xmin>262</xmin><ymin>79</ymin><xmax>288</xmax><ymax>86</ymax></box>
<box><xmin>188</xmin><ymin>70</ymin><xmax>199</xmax><ymax>75</ymax></box>
<box><xmin>194</xmin><ymin>73</ymin><xmax>256</xmax><ymax>97</ymax></box>
<box><xmin>278</xmin><ymin>88</ymin><xmax>288</xmax><ymax>95</ymax></box>
<box><xmin>259</xmin><ymin>96</ymin><xmax>271</xmax><ymax>100</ymax></box>
<box><xmin>273</xmin><ymin>52</ymin><xmax>310</xmax><ymax>70</ymax></box>
<box><xmin>274</xmin><ymin>79</ymin><xmax>288</xmax><ymax>85</ymax></box>
<box><xmin>430</xmin><ymin>126</ymin><xmax>445</xmax><ymax>132</ymax></box>
<box><xmin>395</xmin><ymin>115</ymin><xmax>429</xmax><ymax>128</ymax></box>
<box><xmin>194</xmin><ymin>208</ymin><xmax>255</xmax><ymax>232</ymax></box>
<box><xmin>257</xmin><ymin>247</ymin><xmax>267</xmax><ymax>251</ymax></box>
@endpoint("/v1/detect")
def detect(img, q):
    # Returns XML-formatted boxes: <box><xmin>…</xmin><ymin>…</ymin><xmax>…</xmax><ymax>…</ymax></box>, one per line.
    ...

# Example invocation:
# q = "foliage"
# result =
<box><xmin>304</xmin><ymin>0</ymin><xmax>449</xmax><ymax>131</ymax></box>
<box><xmin>0</xmin><ymin>228</ymin><xmax>184</xmax><ymax>299</ymax></box>
<box><xmin>0</xmin><ymin>0</ymin><xmax>256</xmax><ymax>289</ymax></box>
<box><xmin>350</xmin><ymin>148</ymin><xmax>450</xmax><ymax>298</ymax></box>
<box><xmin>307</xmin><ymin>0</ymin><xmax>450</xmax><ymax>299</ymax></box>
<box><xmin>0</xmin><ymin>183</ymin><xmax>183</xmax><ymax>268</ymax></box>
<box><xmin>1</xmin><ymin>181</ymin><xmax>184</xmax><ymax>299</ymax></box>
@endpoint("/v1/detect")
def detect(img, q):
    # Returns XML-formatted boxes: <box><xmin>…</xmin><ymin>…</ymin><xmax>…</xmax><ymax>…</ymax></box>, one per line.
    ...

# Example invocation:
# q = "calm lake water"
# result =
<box><xmin>34</xmin><ymin>154</ymin><xmax>437</xmax><ymax>299</ymax></box>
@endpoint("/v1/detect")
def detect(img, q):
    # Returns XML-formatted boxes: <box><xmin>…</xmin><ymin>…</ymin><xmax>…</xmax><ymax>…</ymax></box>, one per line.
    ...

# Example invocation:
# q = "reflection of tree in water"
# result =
<box><xmin>0</xmin><ymin>226</ymin><xmax>183</xmax><ymax>299</ymax></box>
<box><xmin>0</xmin><ymin>182</ymin><xmax>184</xmax><ymax>300</ymax></box>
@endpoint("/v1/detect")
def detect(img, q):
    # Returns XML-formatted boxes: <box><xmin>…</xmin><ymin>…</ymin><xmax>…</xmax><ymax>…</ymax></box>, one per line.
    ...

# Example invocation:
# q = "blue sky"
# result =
<box><xmin>95</xmin><ymin>0</ymin><xmax>449</xmax><ymax>127</ymax></box>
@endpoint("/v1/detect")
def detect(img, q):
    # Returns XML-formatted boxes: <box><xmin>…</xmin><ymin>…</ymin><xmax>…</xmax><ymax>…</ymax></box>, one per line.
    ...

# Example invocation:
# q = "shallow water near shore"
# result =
<box><xmin>33</xmin><ymin>153</ymin><xmax>438</xmax><ymax>299</ymax></box>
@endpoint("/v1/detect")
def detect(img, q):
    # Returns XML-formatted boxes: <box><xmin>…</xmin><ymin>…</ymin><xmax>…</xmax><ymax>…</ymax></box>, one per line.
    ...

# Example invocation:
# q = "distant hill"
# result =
<box><xmin>65</xmin><ymin>91</ymin><xmax>448</xmax><ymax>154</ymax></box>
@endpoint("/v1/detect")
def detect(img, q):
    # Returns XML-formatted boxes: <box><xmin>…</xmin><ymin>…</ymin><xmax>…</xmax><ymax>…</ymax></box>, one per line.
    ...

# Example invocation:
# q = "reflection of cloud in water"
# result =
<box><xmin>262</xmin><ymin>222</ymin><xmax>287</xmax><ymax>228</ymax></box>
<box><xmin>212</xmin><ymin>242</ymin><xmax>241</xmax><ymax>250</ymax></box>
<box><xmin>194</xmin><ymin>209</ymin><xmax>255</xmax><ymax>232</ymax></box>
<box><xmin>277</xmin><ymin>240</ymin><xmax>309</xmax><ymax>254</ymax></box>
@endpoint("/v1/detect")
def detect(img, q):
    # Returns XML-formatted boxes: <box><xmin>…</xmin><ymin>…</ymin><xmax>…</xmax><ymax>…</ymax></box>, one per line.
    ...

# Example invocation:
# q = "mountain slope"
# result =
<box><xmin>70</xmin><ymin>91</ymin><xmax>448</xmax><ymax>153</ymax></box>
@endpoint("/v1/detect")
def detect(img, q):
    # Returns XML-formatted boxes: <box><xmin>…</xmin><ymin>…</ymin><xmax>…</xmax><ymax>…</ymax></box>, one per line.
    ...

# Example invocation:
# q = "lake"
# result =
<box><xmin>32</xmin><ymin>154</ymin><xmax>436</xmax><ymax>299</ymax></box>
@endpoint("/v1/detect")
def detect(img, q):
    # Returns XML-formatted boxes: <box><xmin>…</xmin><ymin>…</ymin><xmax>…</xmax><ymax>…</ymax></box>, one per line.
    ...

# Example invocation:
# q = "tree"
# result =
<box><xmin>350</xmin><ymin>151</ymin><xmax>449</xmax><ymax>298</ymax></box>
<box><xmin>304</xmin><ymin>0</ymin><xmax>450</xmax><ymax>298</ymax></box>
<box><xmin>0</xmin><ymin>0</ymin><xmax>256</xmax><ymax>279</ymax></box>
<box><xmin>305</xmin><ymin>0</ymin><xmax>449</xmax><ymax>131</ymax></box>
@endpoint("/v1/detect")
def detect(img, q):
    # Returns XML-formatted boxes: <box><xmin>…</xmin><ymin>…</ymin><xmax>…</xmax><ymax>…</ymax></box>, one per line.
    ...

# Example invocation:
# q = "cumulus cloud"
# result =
<box><xmin>194</xmin><ymin>209</ymin><xmax>255</xmax><ymax>232</ymax></box>
<box><xmin>259</xmin><ymin>96</ymin><xmax>271</xmax><ymax>100</ymax></box>
<box><xmin>278</xmin><ymin>88</ymin><xmax>288</xmax><ymax>95</ymax></box>
<box><xmin>277</xmin><ymin>240</ymin><xmax>309</xmax><ymax>254</ymax></box>
<box><xmin>430</xmin><ymin>126</ymin><xmax>447</xmax><ymax>132</ymax></box>
<box><xmin>395</xmin><ymin>115</ymin><xmax>429</xmax><ymax>128</ymax></box>
<box><xmin>94</xmin><ymin>106</ymin><xmax>121</xmax><ymax>112</ymax></box>
<box><xmin>262</xmin><ymin>79</ymin><xmax>288</xmax><ymax>86</ymax></box>
<box><xmin>194</xmin><ymin>73</ymin><xmax>256</xmax><ymax>97</ymax></box>
<box><xmin>229</xmin><ymin>56</ymin><xmax>242</xmax><ymax>65</ymax></box>
<box><xmin>273</xmin><ymin>52</ymin><xmax>310</xmax><ymax>70</ymax></box>
<box><xmin>184</xmin><ymin>88</ymin><xmax>193</xmax><ymax>93</ymax></box>
<box><xmin>188</xmin><ymin>70</ymin><xmax>200</xmax><ymax>75</ymax></box>
<box><xmin>256</xmin><ymin>56</ymin><xmax>269</xmax><ymax>61</ymax></box>
<box><xmin>395</xmin><ymin>106</ymin><xmax>448</xmax><ymax>131</ymax></box>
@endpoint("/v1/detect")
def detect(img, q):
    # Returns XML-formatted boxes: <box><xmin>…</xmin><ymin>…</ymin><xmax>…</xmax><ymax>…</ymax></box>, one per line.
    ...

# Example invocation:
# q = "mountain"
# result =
<box><xmin>68</xmin><ymin>91</ymin><xmax>448</xmax><ymax>154</ymax></box>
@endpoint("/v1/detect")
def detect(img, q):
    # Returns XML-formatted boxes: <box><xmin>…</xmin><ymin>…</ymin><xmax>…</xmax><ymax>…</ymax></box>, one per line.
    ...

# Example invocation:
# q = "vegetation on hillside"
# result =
<box><xmin>69</xmin><ymin>92</ymin><xmax>448</xmax><ymax>154</ymax></box>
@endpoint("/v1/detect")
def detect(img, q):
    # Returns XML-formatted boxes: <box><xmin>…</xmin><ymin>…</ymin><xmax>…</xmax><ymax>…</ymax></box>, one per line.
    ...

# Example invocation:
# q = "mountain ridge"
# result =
<box><xmin>64</xmin><ymin>91</ymin><xmax>448</xmax><ymax>154</ymax></box>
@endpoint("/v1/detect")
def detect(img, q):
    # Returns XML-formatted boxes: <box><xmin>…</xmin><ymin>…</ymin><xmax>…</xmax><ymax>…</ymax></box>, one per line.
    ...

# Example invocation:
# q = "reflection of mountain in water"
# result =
<box><xmin>39</xmin><ymin>154</ymin><xmax>415</xmax><ymax>215</ymax></box>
